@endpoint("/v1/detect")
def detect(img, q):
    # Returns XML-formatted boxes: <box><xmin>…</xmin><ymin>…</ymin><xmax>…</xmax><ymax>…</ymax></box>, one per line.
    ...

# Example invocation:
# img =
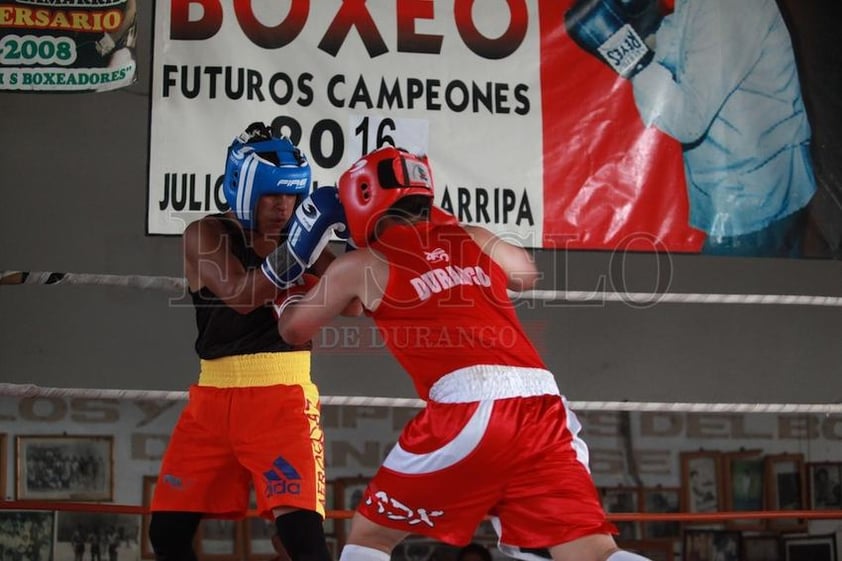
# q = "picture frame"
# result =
<box><xmin>197</xmin><ymin>518</ymin><xmax>243</xmax><ymax>560</ymax></box>
<box><xmin>244</xmin><ymin>516</ymin><xmax>278</xmax><ymax>560</ymax></box>
<box><xmin>616</xmin><ymin>540</ymin><xmax>674</xmax><ymax>561</ymax></box>
<box><xmin>392</xmin><ymin>537</ymin><xmax>442</xmax><ymax>561</ymax></box>
<box><xmin>16</xmin><ymin>434</ymin><xmax>114</xmax><ymax>501</ymax></box>
<box><xmin>599</xmin><ymin>486</ymin><xmax>641</xmax><ymax>541</ymax></box>
<box><xmin>765</xmin><ymin>453</ymin><xmax>806</xmax><ymax>531</ymax></box>
<box><xmin>807</xmin><ymin>461</ymin><xmax>842</xmax><ymax>509</ymax></box>
<box><xmin>723</xmin><ymin>449</ymin><xmax>766</xmax><ymax>530</ymax></box>
<box><xmin>324</xmin><ymin>479</ymin><xmax>337</xmax><ymax>537</ymax></box>
<box><xmin>55</xmin><ymin>509</ymin><xmax>142</xmax><ymax>561</ymax></box>
<box><xmin>0</xmin><ymin>510</ymin><xmax>55</xmax><ymax>561</ymax></box>
<box><xmin>782</xmin><ymin>534</ymin><xmax>837</xmax><ymax>561</ymax></box>
<box><xmin>0</xmin><ymin>433</ymin><xmax>6</xmax><ymax>499</ymax></box>
<box><xmin>680</xmin><ymin>450</ymin><xmax>723</xmax><ymax>514</ymax></box>
<box><xmin>743</xmin><ymin>535</ymin><xmax>782</xmax><ymax>561</ymax></box>
<box><xmin>141</xmin><ymin>475</ymin><xmax>158</xmax><ymax>559</ymax></box>
<box><xmin>339</xmin><ymin>476</ymin><xmax>370</xmax><ymax>512</ymax></box>
<box><xmin>640</xmin><ymin>486</ymin><xmax>681</xmax><ymax>539</ymax></box>
<box><xmin>683</xmin><ymin>528</ymin><xmax>741</xmax><ymax>561</ymax></box>
<box><xmin>326</xmin><ymin>536</ymin><xmax>338</xmax><ymax>560</ymax></box>
<box><xmin>336</xmin><ymin>476</ymin><xmax>369</xmax><ymax>548</ymax></box>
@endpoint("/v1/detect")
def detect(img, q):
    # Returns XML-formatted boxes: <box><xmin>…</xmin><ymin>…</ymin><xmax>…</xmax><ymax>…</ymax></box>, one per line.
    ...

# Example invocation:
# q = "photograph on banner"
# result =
<box><xmin>0</xmin><ymin>0</ymin><xmax>138</xmax><ymax>92</ymax></box>
<box><xmin>146</xmin><ymin>1</ymin><xmax>842</xmax><ymax>259</ymax></box>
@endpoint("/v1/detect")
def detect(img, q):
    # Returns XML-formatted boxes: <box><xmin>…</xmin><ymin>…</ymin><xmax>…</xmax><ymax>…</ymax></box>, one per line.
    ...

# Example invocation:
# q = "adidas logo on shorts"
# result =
<box><xmin>263</xmin><ymin>456</ymin><xmax>302</xmax><ymax>496</ymax></box>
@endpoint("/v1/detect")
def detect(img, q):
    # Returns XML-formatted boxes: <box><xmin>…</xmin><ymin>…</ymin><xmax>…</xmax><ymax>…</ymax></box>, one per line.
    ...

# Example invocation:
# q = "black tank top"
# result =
<box><xmin>190</xmin><ymin>215</ymin><xmax>310</xmax><ymax>359</ymax></box>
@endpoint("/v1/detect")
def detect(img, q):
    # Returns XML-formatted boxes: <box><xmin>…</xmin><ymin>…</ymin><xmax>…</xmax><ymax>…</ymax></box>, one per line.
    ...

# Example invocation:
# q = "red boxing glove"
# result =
<box><xmin>430</xmin><ymin>206</ymin><xmax>459</xmax><ymax>226</ymax></box>
<box><xmin>272</xmin><ymin>273</ymin><xmax>319</xmax><ymax>319</ymax></box>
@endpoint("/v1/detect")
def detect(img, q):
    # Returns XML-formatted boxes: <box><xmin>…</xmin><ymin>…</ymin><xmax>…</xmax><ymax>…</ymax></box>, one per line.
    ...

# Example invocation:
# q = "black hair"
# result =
<box><xmin>385</xmin><ymin>195</ymin><xmax>433</xmax><ymax>220</ymax></box>
<box><xmin>243</xmin><ymin>121</ymin><xmax>280</xmax><ymax>165</ymax></box>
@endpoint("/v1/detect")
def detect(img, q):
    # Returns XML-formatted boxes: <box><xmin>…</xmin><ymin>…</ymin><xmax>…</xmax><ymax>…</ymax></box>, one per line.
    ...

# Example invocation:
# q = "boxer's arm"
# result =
<box><xmin>279</xmin><ymin>250</ymin><xmax>376</xmax><ymax>345</ymax></box>
<box><xmin>183</xmin><ymin>217</ymin><xmax>278</xmax><ymax>313</ymax></box>
<box><xmin>464</xmin><ymin>225</ymin><xmax>539</xmax><ymax>292</ymax></box>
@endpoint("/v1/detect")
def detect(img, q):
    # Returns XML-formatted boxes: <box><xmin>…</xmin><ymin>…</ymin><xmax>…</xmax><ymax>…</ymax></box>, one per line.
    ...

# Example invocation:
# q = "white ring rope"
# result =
<box><xmin>3</xmin><ymin>270</ymin><xmax>842</xmax><ymax>307</ymax></box>
<box><xmin>1</xmin><ymin>383</ymin><xmax>840</xmax><ymax>414</ymax></box>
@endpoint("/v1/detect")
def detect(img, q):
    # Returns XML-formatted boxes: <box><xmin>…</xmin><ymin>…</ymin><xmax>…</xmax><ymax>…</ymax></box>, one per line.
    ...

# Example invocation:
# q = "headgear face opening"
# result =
<box><xmin>222</xmin><ymin>123</ymin><xmax>311</xmax><ymax>230</ymax></box>
<box><xmin>338</xmin><ymin>146</ymin><xmax>435</xmax><ymax>248</ymax></box>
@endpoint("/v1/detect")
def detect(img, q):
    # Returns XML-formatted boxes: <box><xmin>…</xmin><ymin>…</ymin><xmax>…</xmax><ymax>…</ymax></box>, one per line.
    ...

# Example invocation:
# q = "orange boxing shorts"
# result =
<box><xmin>151</xmin><ymin>352</ymin><xmax>326</xmax><ymax>520</ymax></box>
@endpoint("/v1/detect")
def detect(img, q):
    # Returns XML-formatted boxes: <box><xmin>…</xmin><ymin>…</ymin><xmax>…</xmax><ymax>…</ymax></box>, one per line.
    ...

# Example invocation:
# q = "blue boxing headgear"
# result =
<box><xmin>222</xmin><ymin>123</ymin><xmax>311</xmax><ymax>230</ymax></box>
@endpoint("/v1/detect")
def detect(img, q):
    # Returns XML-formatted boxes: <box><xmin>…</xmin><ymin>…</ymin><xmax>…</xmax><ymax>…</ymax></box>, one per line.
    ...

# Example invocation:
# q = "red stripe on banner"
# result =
<box><xmin>537</xmin><ymin>0</ymin><xmax>705</xmax><ymax>253</ymax></box>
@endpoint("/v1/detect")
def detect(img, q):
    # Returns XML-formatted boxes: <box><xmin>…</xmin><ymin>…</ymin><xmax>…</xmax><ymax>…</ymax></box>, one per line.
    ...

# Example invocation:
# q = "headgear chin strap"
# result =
<box><xmin>222</xmin><ymin>125</ymin><xmax>311</xmax><ymax>230</ymax></box>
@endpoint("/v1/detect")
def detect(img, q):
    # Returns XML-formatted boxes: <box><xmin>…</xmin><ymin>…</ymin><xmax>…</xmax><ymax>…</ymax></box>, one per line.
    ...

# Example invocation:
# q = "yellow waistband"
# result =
<box><xmin>198</xmin><ymin>351</ymin><xmax>311</xmax><ymax>388</ymax></box>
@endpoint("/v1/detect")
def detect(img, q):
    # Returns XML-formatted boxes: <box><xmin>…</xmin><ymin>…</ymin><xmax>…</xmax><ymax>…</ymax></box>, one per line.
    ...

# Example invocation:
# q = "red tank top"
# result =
<box><xmin>370</xmin><ymin>222</ymin><xmax>546</xmax><ymax>400</ymax></box>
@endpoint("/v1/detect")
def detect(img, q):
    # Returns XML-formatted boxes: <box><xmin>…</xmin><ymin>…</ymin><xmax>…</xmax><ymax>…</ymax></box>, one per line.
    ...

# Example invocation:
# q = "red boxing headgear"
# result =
<box><xmin>338</xmin><ymin>146</ymin><xmax>435</xmax><ymax>248</ymax></box>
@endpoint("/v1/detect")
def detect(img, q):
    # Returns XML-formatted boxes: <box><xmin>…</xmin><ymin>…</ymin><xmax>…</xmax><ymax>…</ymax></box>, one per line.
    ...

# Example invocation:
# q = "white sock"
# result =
<box><xmin>606</xmin><ymin>551</ymin><xmax>653</xmax><ymax>561</ymax></box>
<box><xmin>340</xmin><ymin>544</ymin><xmax>392</xmax><ymax>561</ymax></box>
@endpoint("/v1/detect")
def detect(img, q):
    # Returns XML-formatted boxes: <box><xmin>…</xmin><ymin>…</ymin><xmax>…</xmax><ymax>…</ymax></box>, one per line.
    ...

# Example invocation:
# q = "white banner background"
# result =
<box><xmin>148</xmin><ymin>1</ymin><xmax>544</xmax><ymax>245</ymax></box>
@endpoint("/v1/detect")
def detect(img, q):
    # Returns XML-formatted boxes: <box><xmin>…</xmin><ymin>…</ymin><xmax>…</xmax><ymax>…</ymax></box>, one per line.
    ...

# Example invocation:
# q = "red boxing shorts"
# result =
<box><xmin>357</xmin><ymin>385</ymin><xmax>615</xmax><ymax>548</ymax></box>
<box><xmin>151</xmin><ymin>352</ymin><xmax>326</xmax><ymax>520</ymax></box>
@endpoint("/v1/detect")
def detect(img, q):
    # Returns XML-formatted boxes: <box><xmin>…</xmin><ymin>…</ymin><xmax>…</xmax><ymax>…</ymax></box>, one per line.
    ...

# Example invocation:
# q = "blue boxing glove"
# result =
<box><xmin>261</xmin><ymin>186</ymin><xmax>347</xmax><ymax>288</ymax></box>
<box><xmin>564</xmin><ymin>0</ymin><xmax>663</xmax><ymax>78</ymax></box>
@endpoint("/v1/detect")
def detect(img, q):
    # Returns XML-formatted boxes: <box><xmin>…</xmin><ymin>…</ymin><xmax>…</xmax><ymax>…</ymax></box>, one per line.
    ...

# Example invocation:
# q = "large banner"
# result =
<box><xmin>148</xmin><ymin>1</ymin><xmax>840</xmax><ymax>257</ymax></box>
<box><xmin>0</xmin><ymin>0</ymin><xmax>137</xmax><ymax>92</ymax></box>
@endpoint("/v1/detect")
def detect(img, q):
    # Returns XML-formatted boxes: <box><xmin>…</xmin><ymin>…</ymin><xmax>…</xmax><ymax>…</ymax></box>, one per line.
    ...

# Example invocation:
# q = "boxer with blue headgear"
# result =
<box><xmin>223</xmin><ymin>122</ymin><xmax>311</xmax><ymax>231</ymax></box>
<box><xmin>149</xmin><ymin>121</ymin><xmax>353</xmax><ymax>561</ymax></box>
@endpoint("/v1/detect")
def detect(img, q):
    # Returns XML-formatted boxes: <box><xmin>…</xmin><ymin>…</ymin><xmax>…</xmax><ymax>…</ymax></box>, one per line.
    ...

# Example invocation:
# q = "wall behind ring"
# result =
<box><xmin>0</xmin><ymin>5</ymin><xmax>840</xmax><ymax>405</ymax></box>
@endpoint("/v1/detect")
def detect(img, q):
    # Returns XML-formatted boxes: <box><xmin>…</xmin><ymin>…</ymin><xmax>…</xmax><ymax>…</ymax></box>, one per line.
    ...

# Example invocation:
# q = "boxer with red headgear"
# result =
<box><xmin>275</xmin><ymin>146</ymin><xmax>653</xmax><ymax>561</ymax></box>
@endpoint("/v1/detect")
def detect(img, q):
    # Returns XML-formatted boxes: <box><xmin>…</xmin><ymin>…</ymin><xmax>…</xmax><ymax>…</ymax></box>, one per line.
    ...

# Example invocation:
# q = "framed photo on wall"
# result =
<box><xmin>641</xmin><ymin>486</ymin><xmax>681</xmax><ymax>539</ymax></box>
<box><xmin>244</xmin><ymin>484</ymin><xmax>284</xmax><ymax>560</ymax></box>
<box><xmin>743</xmin><ymin>535</ymin><xmax>781</xmax><ymax>561</ymax></box>
<box><xmin>680</xmin><ymin>450</ymin><xmax>723</xmax><ymax>514</ymax></box>
<box><xmin>0</xmin><ymin>510</ymin><xmax>54</xmax><ymax>561</ymax></box>
<box><xmin>0</xmin><ymin>433</ymin><xmax>6</xmax><ymax>499</ymax></box>
<box><xmin>765</xmin><ymin>453</ymin><xmax>806</xmax><ymax>531</ymax></box>
<box><xmin>807</xmin><ymin>462</ymin><xmax>842</xmax><ymax>509</ymax></box>
<box><xmin>16</xmin><ymin>434</ymin><xmax>113</xmax><ymax>501</ymax></box>
<box><xmin>782</xmin><ymin>534</ymin><xmax>837</xmax><ymax>561</ymax></box>
<box><xmin>339</xmin><ymin>476</ymin><xmax>370</xmax><ymax>512</ymax></box>
<box><xmin>683</xmin><ymin>528</ymin><xmax>741</xmax><ymax>561</ymax></box>
<box><xmin>616</xmin><ymin>540</ymin><xmax>673</xmax><ymax>561</ymax></box>
<box><xmin>141</xmin><ymin>475</ymin><xmax>158</xmax><ymax>559</ymax></box>
<box><xmin>197</xmin><ymin>518</ymin><xmax>242</xmax><ymax>560</ymax></box>
<box><xmin>244</xmin><ymin>516</ymin><xmax>277</xmax><ymax>560</ymax></box>
<box><xmin>723</xmin><ymin>449</ymin><xmax>766</xmax><ymax>530</ymax></box>
<box><xmin>337</xmin><ymin>476</ymin><xmax>369</xmax><ymax>548</ymax></box>
<box><xmin>324</xmin><ymin>479</ymin><xmax>337</xmax><ymax>537</ymax></box>
<box><xmin>55</xmin><ymin>510</ymin><xmax>141</xmax><ymax>561</ymax></box>
<box><xmin>599</xmin><ymin>486</ymin><xmax>641</xmax><ymax>541</ymax></box>
<box><xmin>326</xmin><ymin>536</ymin><xmax>338</xmax><ymax>560</ymax></box>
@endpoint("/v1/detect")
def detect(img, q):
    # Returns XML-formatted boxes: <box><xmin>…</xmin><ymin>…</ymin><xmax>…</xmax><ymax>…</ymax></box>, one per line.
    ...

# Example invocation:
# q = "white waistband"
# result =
<box><xmin>428</xmin><ymin>365</ymin><xmax>560</xmax><ymax>403</ymax></box>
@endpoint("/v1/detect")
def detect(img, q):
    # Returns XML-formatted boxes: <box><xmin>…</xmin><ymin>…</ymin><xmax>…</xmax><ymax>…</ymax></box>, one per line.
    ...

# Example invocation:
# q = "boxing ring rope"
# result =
<box><xmin>1</xmin><ymin>498</ymin><xmax>841</xmax><ymax>523</ymax></box>
<box><xmin>4</xmin><ymin>269</ymin><xmax>842</xmax><ymax>308</ymax></box>
<box><xmin>2</xmin><ymin>383</ymin><xmax>841</xmax><ymax>414</ymax></box>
